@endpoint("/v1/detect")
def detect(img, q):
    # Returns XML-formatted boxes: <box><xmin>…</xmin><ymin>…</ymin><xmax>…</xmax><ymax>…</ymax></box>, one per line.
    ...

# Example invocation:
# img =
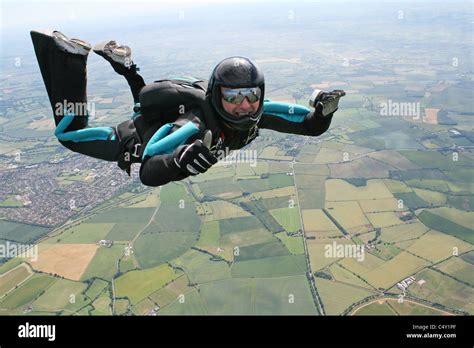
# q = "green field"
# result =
<box><xmin>407</xmin><ymin>230</ymin><xmax>473</xmax><ymax>263</ymax></box>
<box><xmin>363</xmin><ymin>251</ymin><xmax>430</xmax><ymax>289</ymax></box>
<box><xmin>389</xmin><ymin>299</ymin><xmax>449</xmax><ymax>315</ymax></box>
<box><xmin>257</xmin><ymin>195</ymin><xmax>296</xmax><ymax>210</ymax></box>
<box><xmin>269</xmin><ymin>207</ymin><xmax>301</xmax><ymax>233</ymax></box>
<box><xmin>115</xmin><ymin>264</ymin><xmax>181</xmax><ymax>304</ymax></box>
<box><xmin>417</xmin><ymin>210</ymin><xmax>474</xmax><ymax>244</ymax></box>
<box><xmin>220</xmin><ymin>228</ymin><xmax>276</xmax><ymax>247</ymax></box>
<box><xmin>448</xmin><ymin>195</ymin><xmax>474</xmax><ymax>212</ymax></box>
<box><xmin>413</xmin><ymin>188</ymin><xmax>447</xmax><ymax>206</ymax></box>
<box><xmin>171</xmin><ymin>249</ymin><xmax>231</xmax><ymax>284</ymax></box>
<box><xmin>119</xmin><ymin>254</ymin><xmax>138</xmax><ymax>273</ymax></box>
<box><xmin>410</xmin><ymin>268</ymin><xmax>474</xmax><ymax>314</ymax></box>
<box><xmin>149</xmin><ymin>204</ymin><xmax>200</xmax><ymax>233</ymax></box>
<box><xmin>0</xmin><ymin>273</ymin><xmax>56</xmax><ymax>310</ymax></box>
<box><xmin>353</xmin><ymin>301</ymin><xmax>396</xmax><ymax>315</ymax></box>
<box><xmin>0</xmin><ymin>258</ymin><xmax>25</xmax><ymax>276</ymax></box>
<box><xmin>195</xmin><ymin>278</ymin><xmax>255</xmax><ymax>314</ymax></box>
<box><xmin>149</xmin><ymin>275</ymin><xmax>192</xmax><ymax>308</ymax></box>
<box><xmin>253</xmin><ymin>275</ymin><xmax>317</xmax><ymax>314</ymax></box>
<box><xmin>398</xmin><ymin>150</ymin><xmax>472</xmax><ymax>170</ymax></box>
<box><xmin>353</xmin><ymin>298</ymin><xmax>447</xmax><ymax>315</ymax></box>
<box><xmin>0</xmin><ymin>221</ymin><xmax>50</xmax><ymax>244</ymax></box>
<box><xmin>0</xmin><ymin>264</ymin><xmax>31</xmax><ymax>297</ymax></box>
<box><xmin>134</xmin><ymin>231</ymin><xmax>198</xmax><ymax>269</ymax></box>
<box><xmin>237</xmin><ymin>174</ymin><xmax>294</xmax><ymax>193</ymax></box>
<box><xmin>461</xmin><ymin>251</ymin><xmax>474</xmax><ymax>265</ymax></box>
<box><xmin>56</xmin><ymin>223</ymin><xmax>114</xmax><ymax>244</ymax></box>
<box><xmin>238</xmin><ymin>200</ymin><xmax>284</xmax><ymax>233</ymax></box>
<box><xmin>435</xmin><ymin>256</ymin><xmax>474</xmax><ymax>286</ymax></box>
<box><xmin>91</xmin><ymin>292</ymin><xmax>111</xmax><ymax>315</ymax></box>
<box><xmin>81</xmin><ymin>245</ymin><xmax>124</xmax><ymax>281</ymax></box>
<box><xmin>149</xmin><ymin>287</ymin><xmax>177</xmax><ymax>308</ymax></box>
<box><xmin>158</xmin><ymin>288</ymin><xmax>207</xmax><ymax>315</ymax></box>
<box><xmin>297</xmin><ymin>188</ymin><xmax>326</xmax><ymax>209</ymax></box>
<box><xmin>427</xmin><ymin>82</ymin><xmax>474</xmax><ymax>114</ymax></box>
<box><xmin>0</xmin><ymin>195</ymin><xmax>23</xmax><ymax>207</ymax></box>
<box><xmin>85</xmin><ymin>278</ymin><xmax>109</xmax><ymax>301</ymax></box>
<box><xmin>380</xmin><ymin>223</ymin><xmax>430</xmax><ymax>243</ymax></box>
<box><xmin>231</xmin><ymin>254</ymin><xmax>307</xmax><ymax>278</ymax></box>
<box><xmin>218</xmin><ymin>216</ymin><xmax>264</xmax><ymax>235</ymax></box>
<box><xmin>391</xmin><ymin>168</ymin><xmax>447</xmax><ymax>181</ymax></box>
<box><xmin>315</xmin><ymin>277</ymin><xmax>375</xmax><ymax>315</ymax></box>
<box><xmin>181</xmin><ymin>275</ymin><xmax>319</xmax><ymax>315</ymax></box>
<box><xmin>198</xmin><ymin>177</ymin><xmax>242</xmax><ymax>196</ymax></box>
<box><xmin>159</xmin><ymin>183</ymin><xmax>193</xmax><ymax>204</ymax></box>
<box><xmin>405</xmin><ymin>179</ymin><xmax>450</xmax><ymax>193</ymax></box>
<box><xmin>234</xmin><ymin>241</ymin><xmax>290</xmax><ymax>262</ymax></box>
<box><xmin>31</xmin><ymin>278</ymin><xmax>87</xmax><ymax>312</ymax></box>
<box><xmin>428</xmin><ymin>207</ymin><xmax>473</xmax><ymax>229</ymax></box>
<box><xmin>131</xmin><ymin>297</ymin><xmax>156</xmax><ymax>315</ymax></box>
<box><xmin>105</xmin><ymin>223</ymin><xmax>146</xmax><ymax>241</ymax></box>
<box><xmin>393</xmin><ymin>192</ymin><xmax>430</xmax><ymax>209</ymax></box>
<box><xmin>329</xmin><ymin>263</ymin><xmax>374</xmax><ymax>290</ymax></box>
<box><xmin>114</xmin><ymin>298</ymin><xmax>130</xmax><ymax>315</ymax></box>
<box><xmin>275</xmin><ymin>232</ymin><xmax>305</xmax><ymax>254</ymax></box>
<box><xmin>369</xmin><ymin>243</ymin><xmax>403</xmax><ymax>261</ymax></box>
<box><xmin>196</xmin><ymin>221</ymin><xmax>220</xmax><ymax>247</ymax></box>
<box><xmin>88</xmin><ymin>207</ymin><xmax>155</xmax><ymax>224</ymax></box>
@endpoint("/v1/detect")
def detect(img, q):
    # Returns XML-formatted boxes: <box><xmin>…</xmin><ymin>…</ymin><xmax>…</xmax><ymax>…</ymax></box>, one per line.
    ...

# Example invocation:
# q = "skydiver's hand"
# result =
<box><xmin>174</xmin><ymin>139</ymin><xmax>218</xmax><ymax>176</ymax></box>
<box><xmin>310</xmin><ymin>89</ymin><xmax>346</xmax><ymax>117</ymax></box>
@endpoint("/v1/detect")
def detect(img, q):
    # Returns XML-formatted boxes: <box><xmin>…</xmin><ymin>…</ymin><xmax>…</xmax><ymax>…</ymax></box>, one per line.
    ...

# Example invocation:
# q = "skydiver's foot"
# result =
<box><xmin>93</xmin><ymin>40</ymin><xmax>138</xmax><ymax>75</ymax></box>
<box><xmin>30</xmin><ymin>29</ymin><xmax>91</xmax><ymax>56</ymax></box>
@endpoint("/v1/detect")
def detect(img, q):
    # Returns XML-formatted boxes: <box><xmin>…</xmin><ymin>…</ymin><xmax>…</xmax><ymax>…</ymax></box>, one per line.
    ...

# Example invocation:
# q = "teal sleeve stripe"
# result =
<box><xmin>168</xmin><ymin>76</ymin><xmax>201</xmax><ymax>84</ymax></box>
<box><xmin>263</xmin><ymin>100</ymin><xmax>311</xmax><ymax>123</ymax></box>
<box><xmin>54</xmin><ymin>114</ymin><xmax>114</xmax><ymax>142</ymax></box>
<box><xmin>142</xmin><ymin>121</ymin><xmax>200</xmax><ymax>159</ymax></box>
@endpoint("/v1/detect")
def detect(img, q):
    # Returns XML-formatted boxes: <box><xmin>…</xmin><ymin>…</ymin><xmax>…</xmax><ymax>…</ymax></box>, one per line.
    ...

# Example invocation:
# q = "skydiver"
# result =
<box><xmin>30</xmin><ymin>29</ymin><xmax>345</xmax><ymax>187</ymax></box>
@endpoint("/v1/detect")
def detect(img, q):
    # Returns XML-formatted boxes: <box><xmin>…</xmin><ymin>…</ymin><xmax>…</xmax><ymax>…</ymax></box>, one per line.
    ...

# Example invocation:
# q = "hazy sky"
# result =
<box><xmin>2</xmin><ymin>0</ymin><xmax>470</xmax><ymax>32</ymax></box>
<box><xmin>1</xmin><ymin>0</ymin><xmax>471</xmax><ymax>57</ymax></box>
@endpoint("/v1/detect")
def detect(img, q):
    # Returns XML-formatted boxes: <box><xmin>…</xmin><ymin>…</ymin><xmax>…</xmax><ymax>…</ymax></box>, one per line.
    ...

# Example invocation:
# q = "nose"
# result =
<box><xmin>239</xmin><ymin>97</ymin><xmax>251</xmax><ymax>109</ymax></box>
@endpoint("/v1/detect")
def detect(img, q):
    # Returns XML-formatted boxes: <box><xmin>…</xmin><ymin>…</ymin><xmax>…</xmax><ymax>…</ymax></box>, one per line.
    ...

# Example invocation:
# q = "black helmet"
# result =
<box><xmin>207</xmin><ymin>56</ymin><xmax>265</xmax><ymax>131</ymax></box>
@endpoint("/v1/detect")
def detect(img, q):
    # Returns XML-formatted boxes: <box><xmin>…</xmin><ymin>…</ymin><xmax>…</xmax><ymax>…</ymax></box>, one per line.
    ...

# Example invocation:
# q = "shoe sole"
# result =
<box><xmin>93</xmin><ymin>40</ymin><xmax>132</xmax><ymax>65</ymax></box>
<box><xmin>30</xmin><ymin>29</ymin><xmax>91</xmax><ymax>56</ymax></box>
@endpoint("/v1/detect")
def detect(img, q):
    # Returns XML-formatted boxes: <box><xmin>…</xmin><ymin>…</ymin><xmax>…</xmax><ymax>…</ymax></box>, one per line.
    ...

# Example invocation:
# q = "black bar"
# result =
<box><xmin>0</xmin><ymin>315</ymin><xmax>472</xmax><ymax>346</ymax></box>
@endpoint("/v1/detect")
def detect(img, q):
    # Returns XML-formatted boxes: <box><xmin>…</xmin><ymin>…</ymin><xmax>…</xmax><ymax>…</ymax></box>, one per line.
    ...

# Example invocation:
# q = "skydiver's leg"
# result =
<box><xmin>30</xmin><ymin>30</ymin><xmax>120</xmax><ymax>161</ymax></box>
<box><xmin>93</xmin><ymin>41</ymin><xmax>145</xmax><ymax>103</ymax></box>
<box><xmin>123</xmin><ymin>69</ymin><xmax>146</xmax><ymax>103</ymax></box>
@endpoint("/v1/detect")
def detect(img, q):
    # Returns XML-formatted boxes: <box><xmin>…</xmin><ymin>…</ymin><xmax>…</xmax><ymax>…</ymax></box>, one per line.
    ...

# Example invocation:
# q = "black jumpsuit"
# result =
<box><xmin>31</xmin><ymin>31</ymin><xmax>334</xmax><ymax>187</ymax></box>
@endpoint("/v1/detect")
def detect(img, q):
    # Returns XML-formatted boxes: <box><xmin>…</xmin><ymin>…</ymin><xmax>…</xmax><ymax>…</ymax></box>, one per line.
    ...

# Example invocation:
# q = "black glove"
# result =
<box><xmin>174</xmin><ymin>139</ymin><xmax>218</xmax><ymax>175</ymax></box>
<box><xmin>310</xmin><ymin>89</ymin><xmax>346</xmax><ymax>117</ymax></box>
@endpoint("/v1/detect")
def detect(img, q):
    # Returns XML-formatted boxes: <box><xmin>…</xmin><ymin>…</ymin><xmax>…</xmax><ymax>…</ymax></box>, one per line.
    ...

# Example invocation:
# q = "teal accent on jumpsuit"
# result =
<box><xmin>263</xmin><ymin>100</ymin><xmax>310</xmax><ymax>123</ymax></box>
<box><xmin>54</xmin><ymin>112</ymin><xmax>115</xmax><ymax>142</ymax></box>
<box><xmin>168</xmin><ymin>76</ymin><xmax>201</xmax><ymax>84</ymax></box>
<box><xmin>142</xmin><ymin>121</ymin><xmax>200</xmax><ymax>159</ymax></box>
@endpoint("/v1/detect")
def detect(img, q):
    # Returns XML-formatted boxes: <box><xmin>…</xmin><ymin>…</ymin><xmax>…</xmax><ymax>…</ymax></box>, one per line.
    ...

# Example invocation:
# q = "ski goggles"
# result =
<box><xmin>221</xmin><ymin>87</ymin><xmax>262</xmax><ymax>105</ymax></box>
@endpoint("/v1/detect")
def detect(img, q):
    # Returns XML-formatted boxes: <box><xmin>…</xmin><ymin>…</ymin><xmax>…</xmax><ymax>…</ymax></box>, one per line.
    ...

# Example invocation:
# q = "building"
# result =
<box><xmin>97</xmin><ymin>240</ymin><xmax>113</xmax><ymax>248</ymax></box>
<box><xmin>397</xmin><ymin>276</ymin><xmax>416</xmax><ymax>291</ymax></box>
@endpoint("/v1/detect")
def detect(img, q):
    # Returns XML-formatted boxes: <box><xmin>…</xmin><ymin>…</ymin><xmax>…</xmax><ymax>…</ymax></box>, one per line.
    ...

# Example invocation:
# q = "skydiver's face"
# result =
<box><xmin>220</xmin><ymin>87</ymin><xmax>260</xmax><ymax>117</ymax></box>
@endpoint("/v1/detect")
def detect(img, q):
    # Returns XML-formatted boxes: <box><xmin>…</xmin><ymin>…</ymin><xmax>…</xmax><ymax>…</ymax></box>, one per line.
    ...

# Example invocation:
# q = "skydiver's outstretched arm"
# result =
<box><xmin>258</xmin><ymin>90</ymin><xmax>345</xmax><ymax>136</ymax></box>
<box><xmin>31</xmin><ymin>30</ymin><xmax>120</xmax><ymax>161</ymax></box>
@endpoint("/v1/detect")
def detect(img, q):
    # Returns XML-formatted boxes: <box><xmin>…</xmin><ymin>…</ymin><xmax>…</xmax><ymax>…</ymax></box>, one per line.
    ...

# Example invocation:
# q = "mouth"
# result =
<box><xmin>235</xmin><ymin>111</ymin><xmax>252</xmax><ymax>117</ymax></box>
